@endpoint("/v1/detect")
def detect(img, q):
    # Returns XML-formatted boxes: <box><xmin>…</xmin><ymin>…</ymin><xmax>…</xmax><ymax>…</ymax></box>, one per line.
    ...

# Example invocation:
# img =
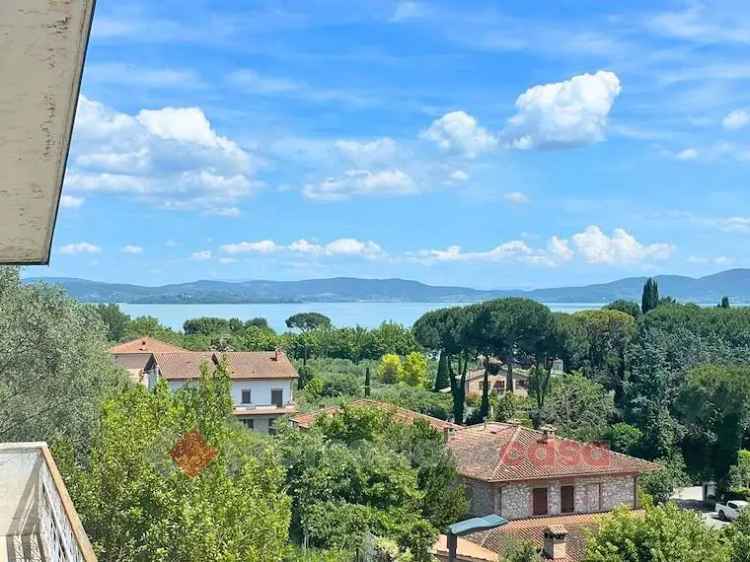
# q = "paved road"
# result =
<box><xmin>673</xmin><ymin>486</ymin><xmax>730</xmax><ymax>530</ymax></box>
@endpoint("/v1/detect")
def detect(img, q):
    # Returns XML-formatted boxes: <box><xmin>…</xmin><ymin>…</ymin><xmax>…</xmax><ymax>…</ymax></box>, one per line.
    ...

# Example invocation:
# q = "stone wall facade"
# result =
<box><xmin>464</xmin><ymin>474</ymin><xmax>638</xmax><ymax>520</ymax></box>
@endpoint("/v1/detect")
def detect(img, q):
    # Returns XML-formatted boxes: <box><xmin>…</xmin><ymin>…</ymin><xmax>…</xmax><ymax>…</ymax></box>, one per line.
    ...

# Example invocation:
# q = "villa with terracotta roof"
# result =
<box><xmin>109</xmin><ymin>336</ymin><xmax>187</xmax><ymax>385</ymax></box>
<box><xmin>290</xmin><ymin>399</ymin><xmax>462</xmax><ymax>433</ymax></box>
<box><xmin>144</xmin><ymin>350</ymin><xmax>298</xmax><ymax>434</ymax></box>
<box><xmin>440</xmin><ymin>421</ymin><xmax>658</xmax><ymax>561</ymax></box>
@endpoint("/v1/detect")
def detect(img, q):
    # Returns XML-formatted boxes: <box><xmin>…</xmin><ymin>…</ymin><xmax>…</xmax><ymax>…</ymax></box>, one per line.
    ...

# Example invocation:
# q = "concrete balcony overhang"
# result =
<box><xmin>0</xmin><ymin>1</ymin><xmax>95</xmax><ymax>264</ymax></box>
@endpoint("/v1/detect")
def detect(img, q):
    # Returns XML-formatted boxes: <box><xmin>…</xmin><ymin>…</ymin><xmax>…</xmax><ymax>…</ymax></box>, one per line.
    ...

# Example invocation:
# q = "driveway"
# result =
<box><xmin>672</xmin><ymin>486</ymin><xmax>730</xmax><ymax>530</ymax></box>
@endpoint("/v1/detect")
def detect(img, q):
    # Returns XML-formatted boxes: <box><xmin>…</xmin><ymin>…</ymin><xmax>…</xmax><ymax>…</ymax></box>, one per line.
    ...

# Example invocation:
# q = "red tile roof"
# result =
<box><xmin>109</xmin><ymin>337</ymin><xmax>187</xmax><ymax>353</ymax></box>
<box><xmin>150</xmin><ymin>351</ymin><xmax>298</xmax><ymax>380</ymax></box>
<box><xmin>291</xmin><ymin>399</ymin><xmax>462</xmax><ymax>432</ymax></box>
<box><xmin>463</xmin><ymin>512</ymin><xmax>627</xmax><ymax>562</ymax></box>
<box><xmin>448</xmin><ymin>422</ymin><xmax>659</xmax><ymax>483</ymax></box>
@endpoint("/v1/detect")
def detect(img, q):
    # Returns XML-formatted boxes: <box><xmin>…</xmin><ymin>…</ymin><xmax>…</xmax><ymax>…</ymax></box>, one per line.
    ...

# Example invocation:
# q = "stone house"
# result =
<box><xmin>144</xmin><ymin>350</ymin><xmax>298</xmax><ymax>434</ymax></box>
<box><xmin>448</xmin><ymin>422</ymin><xmax>657</xmax><ymax>520</ymax></box>
<box><xmin>442</xmin><ymin>422</ymin><xmax>658</xmax><ymax>560</ymax></box>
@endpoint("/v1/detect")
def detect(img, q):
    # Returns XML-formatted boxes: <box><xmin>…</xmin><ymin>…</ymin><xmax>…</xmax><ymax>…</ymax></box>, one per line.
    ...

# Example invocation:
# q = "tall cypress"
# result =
<box><xmin>364</xmin><ymin>366</ymin><xmax>371</xmax><ymax>397</ymax></box>
<box><xmin>479</xmin><ymin>366</ymin><xmax>491</xmax><ymax>420</ymax></box>
<box><xmin>434</xmin><ymin>350</ymin><xmax>450</xmax><ymax>391</ymax></box>
<box><xmin>641</xmin><ymin>278</ymin><xmax>659</xmax><ymax>314</ymax></box>
<box><xmin>721</xmin><ymin>296</ymin><xmax>731</xmax><ymax>309</ymax></box>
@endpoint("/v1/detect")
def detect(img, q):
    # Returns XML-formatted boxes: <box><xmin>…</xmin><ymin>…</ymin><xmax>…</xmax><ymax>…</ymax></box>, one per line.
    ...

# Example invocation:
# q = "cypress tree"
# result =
<box><xmin>433</xmin><ymin>350</ymin><xmax>450</xmax><ymax>391</ymax></box>
<box><xmin>721</xmin><ymin>296</ymin><xmax>731</xmax><ymax>309</ymax></box>
<box><xmin>641</xmin><ymin>278</ymin><xmax>660</xmax><ymax>314</ymax></box>
<box><xmin>479</xmin><ymin>367</ymin><xmax>491</xmax><ymax>420</ymax></box>
<box><xmin>364</xmin><ymin>366</ymin><xmax>371</xmax><ymax>397</ymax></box>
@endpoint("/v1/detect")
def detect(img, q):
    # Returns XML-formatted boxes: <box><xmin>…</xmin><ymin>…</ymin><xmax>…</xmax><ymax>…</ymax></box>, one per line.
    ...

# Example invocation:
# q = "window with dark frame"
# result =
<box><xmin>241</xmin><ymin>418</ymin><xmax>254</xmax><ymax>430</ymax></box>
<box><xmin>532</xmin><ymin>487</ymin><xmax>548</xmax><ymax>516</ymax></box>
<box><xmin>241</xmin><ymin>389</ymin><xmax>252</xmax><ymax>404</ymax></box>
<box><xmin>561</xmin><ymin>485</ymin><xmax>575</xmax><ymax>513</ymax></box>
<box><xmin>271</xmin><ymin>389</ymin><xmax>283</xmax><ymax>407</ymax></box>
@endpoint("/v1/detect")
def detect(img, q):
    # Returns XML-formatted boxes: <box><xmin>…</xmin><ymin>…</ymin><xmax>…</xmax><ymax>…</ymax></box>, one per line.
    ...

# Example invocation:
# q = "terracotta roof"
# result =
<box><xmin>109</xmin><ymin>337</ymin><xmax>187</xmax><ymax>353</ymax></box>
<box><xmin>291</xmin><ymin>399</ymin><xmax>462</xmax><ymax>432</ymax></box>
<box><xmin>433</xmin><ymin>534</ymin><xmax>497</xmax><ymax>562</ymax></box>
<box><xmin>463</xmin><ymin>510</ymin><xmax>644</xmax><ymax>562</ymax></box>
<box><xmin>150</xmin><ymin>351</ymin><xmax>298</xmax><ymax>380</ymax></box>
<box><xmin>448</xmin><ymin>422</ymin><xmax>659</xmax><ymax>482</ymax></box>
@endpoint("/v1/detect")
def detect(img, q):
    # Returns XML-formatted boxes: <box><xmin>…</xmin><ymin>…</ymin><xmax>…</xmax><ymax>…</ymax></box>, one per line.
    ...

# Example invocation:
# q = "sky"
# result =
<box><xmin>27</xmin><ymin>0</ymin><xmax>750</xmax><ymax>289</ymax></box>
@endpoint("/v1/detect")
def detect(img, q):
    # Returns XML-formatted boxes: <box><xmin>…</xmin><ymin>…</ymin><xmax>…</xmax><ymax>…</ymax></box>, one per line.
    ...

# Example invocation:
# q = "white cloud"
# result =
<box><xmin>711</xmin><ymin>216</ymin><xmax>750</xmax><ymax>234</ymax></box>
<box><xmin>324</xmin><ymin>238</ymin><xmax>383</xmax><ymax>258</ymax></box>
<box><xmin>417</xmin><ymin>237</ymin><xmax>569</xmax><ymax>267</ymax></box>
<box><xmin>226</xmin><ymin>69</ymin><xmax>302</xmax><ymax>94</ymax></box>
<box><xmin>207</xmin><ymin>207</ymin><xmax>241</xmax><ymax>217</ymax></box>
<box><xmin>448</xmin><ymin>170</ymin><xmax>470</xmax><ymax>183</ymax></box>
<box><xmin>547</xmin><ymin>236</ymin><xmax>575</xmax><ymax>263</ymax></box>
<box><xmin>65</xmin><ymin>96</ymin><xmax>258</xmax><ymax>213</ymax></box>
<box><xmin>122</xmin><ymin>245</ymin><xmax>143</xmax><ymax>254</ymax></box>
<box><xmin>391</xmin><ymin>1</ymin><xmax>428</xmax><ymax>22</ymax></box>
<box><xmin>571</xmin><ymin>225</ymin><xmax>673</xmax><ymax>264</ymax></box>
<box><xmin>59</xmin><ymin>242</ymin><xmax>101</xmax><ymax>255</ymax></box>
<box><xmin>221</xmin><ymin>238</ymin><xmax>384</xmax><ymax>259</ymax></box>
<box><xmin>85</xmin><ymin>63</ymin><xmax>202</xmax><ymax>89</ymax></box>
<box><xmin>421</xmin><ymin>111</ymin><xmax>498</xmax><ymax>158</ymax></box>
<box><xmin>221</xmin><ymin>240</ymin><xmax>282</xmax><ymax>255</ymax></box>
<box><xmin>191</xmin><ymin>250</ymin><xmax>212</xmax><ymax>261</ymax></box>
<box><xmin>723</xmin><ymin>109</ymin><xmax>750</xmax><ymax>130</ymax></box>
<box><xmin>303</xmin><ymin>169</ymin><xmax>416</xmax><ymax>200</ymax></box>
<box><xmin>676</xmin><ymin>148</ymin><xmax>699</xmax><ymax>160</ymax></box>
<box><xmin>60</xmin><ymin>195</ymin><xmax>84</xmax><ymax>208</ymax></box>
<box><xmin>335</xmin><ymin>138</ymin><xmax>397</xmax><ymax>166</ymax></box>
<box><xmin>218</xmin><ymin>257</ymin><xmax>238</xmax><ymax>264</ymax></box>
<box><xmin>504</xmin><ymin>191</ymin><xmax>530</xmax><ymax>204</ymax></box>
<box><xmin>688</xmin><ymin>255</ymin><xmax>736</xmax><ymax>266</ymax></box>
<box><xmin>503</xmin><ymin>71</ymin><xmax>621</xmax><ymax>149</ymax></box>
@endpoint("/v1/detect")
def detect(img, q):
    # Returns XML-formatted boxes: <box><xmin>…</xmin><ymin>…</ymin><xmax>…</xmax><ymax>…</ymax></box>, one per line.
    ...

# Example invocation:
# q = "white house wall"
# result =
<box><xmin>167</xmin><ymin>379</ymin><xmax>293</xmax><ymax>407</ymax></box>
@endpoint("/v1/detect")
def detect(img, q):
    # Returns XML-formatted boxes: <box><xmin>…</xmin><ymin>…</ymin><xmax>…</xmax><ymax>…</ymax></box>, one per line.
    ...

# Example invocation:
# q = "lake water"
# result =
<box><xmin>118</xmin><ymin>302</ymin><xmax>603</xmax><ymax>332</ymax></box>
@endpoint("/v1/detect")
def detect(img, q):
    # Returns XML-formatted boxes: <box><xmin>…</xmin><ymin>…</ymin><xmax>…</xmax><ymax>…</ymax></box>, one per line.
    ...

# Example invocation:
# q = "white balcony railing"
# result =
<box><xmin>0</xmin><ymin>443</ymin><xmax>96</xmax><ymax>562</ymax></box>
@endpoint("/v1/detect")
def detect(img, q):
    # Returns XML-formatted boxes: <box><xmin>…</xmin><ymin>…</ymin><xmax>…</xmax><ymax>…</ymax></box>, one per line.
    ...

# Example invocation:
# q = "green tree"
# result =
<box><xmin>602</xmin><ymin>423</ymin><xmax>643</xmax><ymax>455</ymax></box>
<box><xmin>504</xmin><ymin>540</ymin><xmax>542</xmax><ymax>562</ymax></box>
<box><xmin>725</xmin><ymin>506</ymin><xmax>750</xmax><ymax>562</ymax></box>
<box><xmin>433</xmin><ymin>350</ymin><xmax>450</xmax><ymax>391</ymax></box>
<box><xmin>473</xmin><ymin>298</ymin><xmax>556</xmax><ymax>394</ymax></box>
<box><xmin>402</xmin><ymin>352</ymin><xmax>428</xmax><ymax>387</ymax></box>
<box><xmin>541</xmin><ymin>373</ymin><xmax>614</xmax><ymax>442</ymax></box>
<box><xmin>64</xmin><ymin>359</ymin><xmax>291</xmax><ymax>561</ymax></box>
<box><xmin>583</xmin><ymin>502</ymin><xmax>728</xmax><ymax>562</ymax></box>
<box><xmin>722</xmin><ymin>296</ymin><xmax>732</xmax><ymax>309</ymax></box>
<box><xmin>479</xmin><ymin>366</ymin><xmax>491</xmax><ymax>421</ymax></box>
<box><xmin>604</xmin><ymin>299</ymin><xmax>641</xmax><ymax>319</ymax></box>
<box><xmin>365</xmin><ymin>366</ymin><xmax>372</xmax><ymax>397</ymax></box>
<box><xmin>729</xmin><ymin>450</ymin><xmax>750</xmax><ymax>490</ymax></box>
<box><xmin>93</xmin><ymin>303</ymin><xmax>131</xmax><ymax>342</ymax></box>
<box><xmin>183</xmin><ymin>316</ymin><xmax>231</xmax><ymax>336</ymax></box>
<box><xmin>639</xmin><ymin>455</ymin><xmax>689</xmax><ymax>504</ymax></box>
<box><xmin>676</xmin><ymin>364</ymin><xmax>750</xmax><ymax>480</ymax></box>
<box><xmin>641</xmin><ymin>277</ymin><xmax>660</xmax><ymax>314</ymax></box>
<box><xmin>0</xmin><ymin>268</ymin><xmax>126</xmax><ymax>457</ymax></box>
<box><xmin>414</xmin><ymin>306</ymin><xmax>478</xmax><ymax>424</ymax></box>
<box><xmin>286</xmin><ymin>312</ymin><xmax>332</xmax><ymax>332</ymax></box>
<box><xmin>561</xmin><ymin>309</ymin><xmax>635</xmax><ymax>405</ymax></box>
<box><xmin>378</xmin><ymin>353</ymin><xmax>404</xmax><ymax>384</ymax></box>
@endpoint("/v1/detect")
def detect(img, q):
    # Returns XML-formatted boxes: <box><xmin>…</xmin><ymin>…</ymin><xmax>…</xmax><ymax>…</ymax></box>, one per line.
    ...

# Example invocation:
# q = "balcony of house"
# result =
<box><xmin>0</xmin><ymin>443</ymin><xmax>96</xmax><ymax>562</ymax></box>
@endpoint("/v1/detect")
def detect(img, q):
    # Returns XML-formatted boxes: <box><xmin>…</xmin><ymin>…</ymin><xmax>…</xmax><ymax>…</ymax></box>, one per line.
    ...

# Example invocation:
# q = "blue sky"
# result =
<box><xmin>28</xmin><ymin>0</ymin><xmax>750</xmax><ymax>289</ymax></box>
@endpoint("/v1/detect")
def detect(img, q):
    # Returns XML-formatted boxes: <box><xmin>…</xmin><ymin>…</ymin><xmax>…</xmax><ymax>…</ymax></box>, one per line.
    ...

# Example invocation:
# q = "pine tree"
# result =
<box><xmin>641</xmin><ymin>278</ymin><xmax>660</xmax><ymax>314</ymax></box>
<box><xmin>364</xmin><ymin>366</ymin><xmax>371</xmax><ymax>397</ymax></box>
<box><xmin>433</xmin><ymin>350</ymin><xmax>450</xmax><ymax>391</ymax></box>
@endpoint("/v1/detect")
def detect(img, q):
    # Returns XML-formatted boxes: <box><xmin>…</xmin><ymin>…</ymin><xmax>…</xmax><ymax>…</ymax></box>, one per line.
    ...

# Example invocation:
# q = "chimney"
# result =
<box><xmin>543</xmin><ymin>525</ymin><xmax>567</xmax><ymax>560</ymax></box>
<box><xmin>273</xmin><ymin>348</ymin><xmax>280</xmax><ymax>361</ymax></box>
<box><xmin>443</xmin><ymin>427</ymin><xmax>451</xmax><ymax>443</ymax></box>
<box><xmin>540</xmin><ymin>425</ymin><xmax>557</xmax><ymax>443</ymax></box>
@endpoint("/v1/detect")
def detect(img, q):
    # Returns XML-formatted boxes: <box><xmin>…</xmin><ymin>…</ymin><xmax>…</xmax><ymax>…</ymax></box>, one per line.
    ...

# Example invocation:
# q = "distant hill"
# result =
<box><xmin>23</xmin><ymin>269</ymin><xmax>750</xmax><ymax>304</ymax></box>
